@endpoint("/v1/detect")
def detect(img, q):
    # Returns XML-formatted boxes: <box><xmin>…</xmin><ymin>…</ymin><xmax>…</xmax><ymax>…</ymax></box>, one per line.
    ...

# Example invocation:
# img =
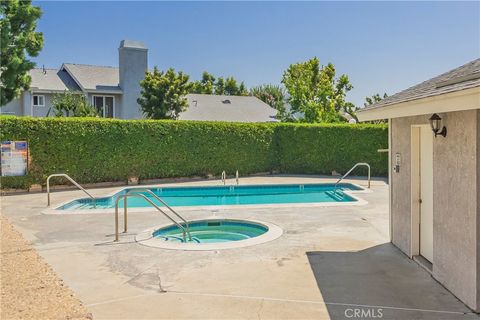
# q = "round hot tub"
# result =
<box><xmin>136</xmin><ymin>218</ymin><xmax>282</xmax><ymax>250</ymax></box>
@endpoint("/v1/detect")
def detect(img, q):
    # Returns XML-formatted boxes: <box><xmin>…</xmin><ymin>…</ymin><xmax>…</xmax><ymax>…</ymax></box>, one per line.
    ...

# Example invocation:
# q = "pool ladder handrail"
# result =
<box><xmin>47</xmin><ymin>173</ymin><xmax>96</xmax><ymax>207</ymax></box>
<box><xmin>334</xmin><ymin>162</ymin><xmax>371</xmax><ymax>189</ymax></box>
<box><xmin>221</xmin><ymin>170</ymin><xmax>239</xmax><ymax>186</ymax></box>
<box><xmin>221</xmin><ymin>171</ymin><xmax>226</xmax><ymax>185</ymax></box>
<box><xmin>114</xmin><ymin>189</ymin><xmax>192</xmax><ymax>242</ymax></box>
<box><xmin>126</xmin><ymin>188</ymin><xmax>191</xmax><ymax>235</ymax></box>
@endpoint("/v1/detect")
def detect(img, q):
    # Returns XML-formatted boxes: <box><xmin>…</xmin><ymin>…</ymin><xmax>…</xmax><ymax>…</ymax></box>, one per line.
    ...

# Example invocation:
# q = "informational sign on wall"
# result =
<box><xmin>0</xmin><ymin>141</ymin><xmax>28</xmax><ymax>176</ymax></box>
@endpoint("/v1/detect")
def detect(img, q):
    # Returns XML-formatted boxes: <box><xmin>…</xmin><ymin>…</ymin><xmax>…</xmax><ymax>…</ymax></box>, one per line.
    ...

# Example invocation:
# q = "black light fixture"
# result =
<box><xmin>429</xmin><ymin>113</ymin><xmax>447</xmax><ymax>137</ymax></box>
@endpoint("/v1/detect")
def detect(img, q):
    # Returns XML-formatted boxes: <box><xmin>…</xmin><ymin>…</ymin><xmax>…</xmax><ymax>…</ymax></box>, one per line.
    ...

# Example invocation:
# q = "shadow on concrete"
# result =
<box><xmin>307</xmin><ymin>243</ymin><xmax>478</xmax><ymax>319</ymax></box>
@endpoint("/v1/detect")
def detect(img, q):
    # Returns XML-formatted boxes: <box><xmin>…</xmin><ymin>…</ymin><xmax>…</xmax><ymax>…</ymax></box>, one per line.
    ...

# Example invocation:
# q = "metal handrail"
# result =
<box><xmin>126</xmin><ymin>188</ymin><xmax>191</xmax><ymax>238</ymax></box>
<box><xmin>235</xmin><ymin>170</ymin><xmax>239</xmax><ymax>185</ymax></box>
<box><xmin>114</xmin><ymin>193</ymin><xmax>191</xmax><ymax>242</ymax></box>
<box><xmin>47</xmin><ymin>173</ymin><xmax>96</xmax><ymax>207</ymax></box>
<box><xmin>221</xmin><ymin>171</ymin><xmax>226</xmax><ymax>185</ymax></box>
<box><xmin>334</xmin><ymin>162</ymin><xmax>371</xmax><ymax>189</ymax></box>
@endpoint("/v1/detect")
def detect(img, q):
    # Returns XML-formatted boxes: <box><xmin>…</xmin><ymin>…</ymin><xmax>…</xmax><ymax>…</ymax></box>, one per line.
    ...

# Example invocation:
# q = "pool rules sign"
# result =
<box><xmin>1</xmin><ymin>141</ymin><xmax>28</xmax><ymax>176</ymax></box>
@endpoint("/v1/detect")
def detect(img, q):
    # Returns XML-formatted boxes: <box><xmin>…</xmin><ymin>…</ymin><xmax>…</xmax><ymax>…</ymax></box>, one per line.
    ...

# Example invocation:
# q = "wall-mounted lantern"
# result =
<box><xmin>429</xmin><ymin>113</ymin><xmax>447</xmax><ymax>138</ymax></box>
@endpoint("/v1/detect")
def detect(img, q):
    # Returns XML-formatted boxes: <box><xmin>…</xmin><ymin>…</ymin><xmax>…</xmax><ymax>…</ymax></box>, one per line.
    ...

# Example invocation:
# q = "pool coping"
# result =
<box><xmin>135</xmin><ymin>217</ymin><xmax>284</xmax><ymax>251</ymax></box>
<box><xmin>41</xmin><ymin>182</ymin><xmax>371</xmax><ymax>215</ymax></box>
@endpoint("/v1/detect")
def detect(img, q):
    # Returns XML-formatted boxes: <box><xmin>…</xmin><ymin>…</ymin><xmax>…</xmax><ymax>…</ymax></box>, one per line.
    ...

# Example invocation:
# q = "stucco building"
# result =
<box><xmin>2</xmin><ymin>40</ymin><xmax>147</xmax><ymax>119</ymax></box>
<box><xmin>1</xmin><ymin>40</ymin><xmax>277</xmax><ymax>122</ymax></box>
<box><xmin>357</xmin><ymin>58</ymin><xmax>480</xmax><ymax>311</ymax></box>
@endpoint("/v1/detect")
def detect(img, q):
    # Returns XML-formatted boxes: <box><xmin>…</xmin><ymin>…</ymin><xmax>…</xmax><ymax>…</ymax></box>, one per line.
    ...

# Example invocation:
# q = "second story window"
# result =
<box><xmin>32</xmin><ymin>95</ymin><xmax>45</xmax><ymax>107</ymax></box>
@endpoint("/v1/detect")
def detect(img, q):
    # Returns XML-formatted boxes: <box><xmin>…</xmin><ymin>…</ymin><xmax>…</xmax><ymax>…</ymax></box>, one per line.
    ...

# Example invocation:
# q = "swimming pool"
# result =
<box><xmin>57</xmin><ymin>183</ymin><xmax>363</xmax><ymax>210</ymax></box>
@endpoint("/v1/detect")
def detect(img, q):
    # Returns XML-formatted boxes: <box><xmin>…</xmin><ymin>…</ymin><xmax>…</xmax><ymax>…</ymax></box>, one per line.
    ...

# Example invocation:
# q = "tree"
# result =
<box><xmin>50</xmin><ymin>91</ymin><xmax>98</xmax><ymax>117</ymax></box>
<box><xmin>363</xmin><ymin>93</ymin><xmax>388</xmax><ymax>124</ymax></box>
<box><xmin>364</xmin><ymin>93</ymin><xmax>388</xmax><ymax>107</ymax></box>
<box><xmin>214</xmin><ymin>77</ymin><xmax>225</xmax><ymax>95</ymax></box>
<box><xmin>333</xmin><ymin>74</ymin><xmax>356</xmax><ymax>122</ymax></box>
<box><xmin>0</xmin><ymin>0</ymin><xmax>43</xmax><ymax>106</ymax></box>
<box><xmin>281</xmin><ymin>57</ymin><xmax>353</xmax><ymax>123</ymax></box>
<box><xmin>191</xmin><ymin>71</ymin><xmax>215</xmax><ymax>94</ymax></box>
<box><xmin>224</xmin><ymin>77</ymin><xmax>248</xmax><ymax>96</ymax></box>
<box><xmin>249</xmin><ymin>84</ymin><xmax>287</xmax><ymax>120</ymax></box>
<box><xmin>191</xmin><ymin>72</ymin><xmax>248</xmax><ymax>96</ymax></box>
<box><xmin>137</xmin><ymin>67</ymin><xmax>191</xmax><ymax>119</ymax></box>
<box><xmin>341</xmin><ymin>102</ymin><xmax>358</xmax><ymax>122</ymax></box>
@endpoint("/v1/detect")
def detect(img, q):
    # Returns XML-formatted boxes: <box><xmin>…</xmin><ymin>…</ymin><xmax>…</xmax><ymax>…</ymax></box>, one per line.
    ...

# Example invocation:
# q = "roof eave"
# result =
<box><xmin>29</xmin><ymin>88</ymin><xmax>81</xmax><ymax>94</ymax></box>
<box><xmin>85</xmin><ymin>89</ymin><xmax>123</xmax><ymax>95</ymax></box>
<box><xmin>61</xmin><ymin>63</ymin><xmax>86</xmax><ymax>92</ymax></box>
<box><xmin>357</xmin><ymin>86</ymin><xmax>480</xmax><ymax>121</ymax></box>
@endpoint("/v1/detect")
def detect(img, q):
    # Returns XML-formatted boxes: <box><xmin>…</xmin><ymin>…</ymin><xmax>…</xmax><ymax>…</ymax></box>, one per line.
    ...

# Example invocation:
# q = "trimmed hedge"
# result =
<box><xmin>275</xmin><ymin>123</ymin><xmax>388</xmax><ymax>176</ymax></box>
<box><xmin>0</xmin><ymin>116</ymin><xmax>387</xmax><ymax>189</ymax></box>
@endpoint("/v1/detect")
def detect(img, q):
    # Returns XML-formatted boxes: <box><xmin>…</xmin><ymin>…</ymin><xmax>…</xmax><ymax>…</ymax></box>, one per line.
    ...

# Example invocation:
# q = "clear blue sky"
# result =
<box><xmin>33</xmin><ymin>1</ymin><xmax>479</xmax><ymax>106</ymax></box>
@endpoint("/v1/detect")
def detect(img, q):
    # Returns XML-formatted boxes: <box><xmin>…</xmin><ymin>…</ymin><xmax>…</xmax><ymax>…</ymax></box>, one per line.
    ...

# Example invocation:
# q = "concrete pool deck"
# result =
<box><xmin>1</xmin><ymin>175</ymin><xmax>478</xmax><ymax>319</ymax></box>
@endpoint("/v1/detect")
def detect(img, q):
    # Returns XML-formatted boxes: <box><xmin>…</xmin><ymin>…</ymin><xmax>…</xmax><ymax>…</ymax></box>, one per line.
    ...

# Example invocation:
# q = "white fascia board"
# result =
<box><xmin>85</xmin><ymin>90</ymin><xmax>123</xmax><ymax>95</ymax></box>
<box><xmin>357</xmin><ymin>87</ymin><xmax>480</xmax><ymax>121</ymax></box>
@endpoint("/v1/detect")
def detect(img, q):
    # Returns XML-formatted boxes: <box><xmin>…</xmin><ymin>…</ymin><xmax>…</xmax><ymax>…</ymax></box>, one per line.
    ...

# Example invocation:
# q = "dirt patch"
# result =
<box><xmin>1</xmin><ymin>216</ymin><xmax>92</xmax><ymax>319</ymax></box>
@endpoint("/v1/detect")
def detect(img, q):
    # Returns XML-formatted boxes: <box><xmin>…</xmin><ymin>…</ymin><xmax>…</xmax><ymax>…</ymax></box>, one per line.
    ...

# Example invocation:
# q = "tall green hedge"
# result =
<box><xmin>0</xmin><ymin>116</ymin><xmax>387</xmax><ymax>189</ymax></box>
<box><xmin>275</xmin><ymin>123</ymin><xmax>388</xmax><ymax>176</ymax></box>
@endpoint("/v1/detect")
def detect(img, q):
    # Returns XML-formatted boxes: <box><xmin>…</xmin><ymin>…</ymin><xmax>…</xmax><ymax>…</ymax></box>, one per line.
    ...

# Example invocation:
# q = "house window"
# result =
<box><xmin>92</xmin><ymin>96</ymin><xmax>114</xmax><ymax>118</ymax></box>
<box><xmin>32</xmin><ymin>95</ymin><xmax>45</xmax><ymax>107</ymax></box>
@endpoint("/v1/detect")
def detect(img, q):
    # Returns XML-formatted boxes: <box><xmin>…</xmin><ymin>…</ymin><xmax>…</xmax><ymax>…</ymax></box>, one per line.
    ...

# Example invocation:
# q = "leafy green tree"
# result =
<box><xmin>0</xmin><ymin>0</ymin><xmax>43</xmax><ymax>106</ymax></box>
<box><xmin>50</xmin><ymin>91</ymin><xmax>98</xmax><ymax>117</ymax></box>
<box><xmin>340</xmin><ymin>102</ymin><xmax>358</xmax><ymax>122</ymax></box>
<box><xmin>214</xmin><ymin>77</ymin><xmax>226</xmax><ymax>95</ymax></box>
<box><xmin>238</xmin><ymin>82</ymin><xmax>248</xmax><ymax>96</ymax></box>
<box><xmin>333</xmin><ymin>74</ymin><xmax>357</xmax><ymax>121</ymax></box>
<box><xmin>191</xmin><ymin>71</ymin><xmax>216</xmax><ymax>94</ymax></box>
<box><xmin>363</xmin><ymin>93</ymin><xmax>388</xmax><ymax>124</ymax></box>
<box><xmin>364</xmin><ymin>93</ymin><xmax>388</xmax><ymax>107</ymax></box>
<box><xmin>224</xmin><ymin>77</ymin><xmax>248</xmax><ymax>96</ymax></box>
<box><xmin>192</xmin><ymin>72</ymin><xmax>248</xmax><ymax>96</ymax></box>
<box><xmin>250</xmin><ymin>84</ymin><xmax>287</xmax><ymax>119</ymax></box>
<box><xmin>137</xmin><ymin>67</ymin><xmax>191</xmax><ymax>119</ymax></box>
<box><xmin>281</xmin><ymin>57</ymin><xmax>353</xmax><ymax>123</ymax></box>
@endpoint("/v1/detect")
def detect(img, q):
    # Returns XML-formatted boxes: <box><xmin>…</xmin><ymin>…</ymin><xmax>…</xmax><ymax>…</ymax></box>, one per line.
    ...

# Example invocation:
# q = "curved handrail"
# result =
<box><xmin>126</xmin><ymin>188</ymin><xmax>191</xmax><ymax>240</ymax></box>
<box><xmin>334</xmin><ymin>162</ymin><xmax>371</xmax><ymax>189</ymax></box>
<box><xmin>221</xmin><ymin>171</ymin><xmax>226</xmax><ymax>185</ymax></box>
<box><xmin>114</xmin><ymin>193</ymin><xmax>190</xmax><ymax>242</ymax></box>
<box><xmin>47</xmin><ymin>173</ymin><xmax>96</xmax><ymax>207</ymax></box>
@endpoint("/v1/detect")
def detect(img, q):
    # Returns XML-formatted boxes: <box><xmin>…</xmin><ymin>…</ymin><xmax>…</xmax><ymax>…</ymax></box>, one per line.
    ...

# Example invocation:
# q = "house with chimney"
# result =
<box><xmin>2</xmin><ymin>40</ymin><xmax>147</xmax><ymax>119</ymax></box>
<box><xmin>1</xmin><ymin>40</ymin><xmax>277</xmax><ymax>122</ymax></box>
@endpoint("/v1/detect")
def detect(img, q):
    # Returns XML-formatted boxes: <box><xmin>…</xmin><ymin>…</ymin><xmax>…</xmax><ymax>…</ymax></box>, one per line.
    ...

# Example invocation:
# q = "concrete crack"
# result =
<box><xmin>256</xmin><ymin>299</ymin><xmax>264</xmax><ymax>320</ymax></box>
<box><xmin>157</xmin><ymin>267</ymin><xmax>167</xmax><ymax>293</ymax></box>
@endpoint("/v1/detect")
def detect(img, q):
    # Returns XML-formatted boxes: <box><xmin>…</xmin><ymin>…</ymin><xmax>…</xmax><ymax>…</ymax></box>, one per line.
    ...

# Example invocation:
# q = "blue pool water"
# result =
<box><xmin>57</xmin><ymin>183</ymin><xmax>361</xmax><ymax>210</ymax></box>
<box><xmin>153</xmin><ymin>219</ymin><xmax>268</xmax><ymax>243</ymax></box>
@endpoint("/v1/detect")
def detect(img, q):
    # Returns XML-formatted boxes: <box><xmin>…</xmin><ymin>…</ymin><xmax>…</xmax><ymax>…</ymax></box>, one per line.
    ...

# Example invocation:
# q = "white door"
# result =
<box><xmin>419</xmin><ymin>125</ymin><xmax>433</xmax><ymax>262</ymax></box>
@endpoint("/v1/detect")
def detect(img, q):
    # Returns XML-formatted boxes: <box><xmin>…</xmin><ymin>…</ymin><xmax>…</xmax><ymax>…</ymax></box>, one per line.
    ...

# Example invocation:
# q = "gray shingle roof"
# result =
<box><xmin>62</xmin><ymin>63</ymin><xmax>121</xmax><ymax>93</ymax></box>
<box><xmin>360</xmin><ymin>58</ymin><xmax>480</xmax><ymax>111</ymax></box>
<box><xmin>181</xmin><ymin>94</ymin><xmax>278</xmax><ymax>122</ymax></box>
<box><xmin>29</xmin><ymin>68</ymin><xmax>81</xmax><ymax>92</ymax></box>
